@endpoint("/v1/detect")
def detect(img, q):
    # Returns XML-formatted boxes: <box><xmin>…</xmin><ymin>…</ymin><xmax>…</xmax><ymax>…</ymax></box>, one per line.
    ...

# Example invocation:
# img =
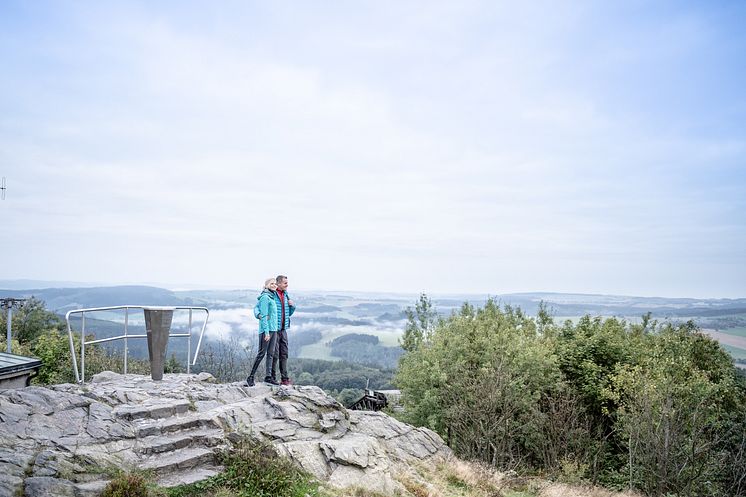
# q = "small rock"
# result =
<box><xmin>24</xmin><ymin>476</ymin><xmax>75</xmax><ymax>497</ymax></box>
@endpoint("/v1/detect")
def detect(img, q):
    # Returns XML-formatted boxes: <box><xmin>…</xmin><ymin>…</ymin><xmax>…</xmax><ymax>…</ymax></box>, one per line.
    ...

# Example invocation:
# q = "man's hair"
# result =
<box><xmin>276</xmin><ymin>275</ymin><xmax>287</xmax><ymax>284</ymax></box>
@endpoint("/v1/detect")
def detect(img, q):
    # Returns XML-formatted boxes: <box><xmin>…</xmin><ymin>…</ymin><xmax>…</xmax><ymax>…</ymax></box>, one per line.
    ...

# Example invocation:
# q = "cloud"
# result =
<box><xmin>1</xmin><ymin>1</ymin><xmax>744</xmax><ymax>297</ymax></box>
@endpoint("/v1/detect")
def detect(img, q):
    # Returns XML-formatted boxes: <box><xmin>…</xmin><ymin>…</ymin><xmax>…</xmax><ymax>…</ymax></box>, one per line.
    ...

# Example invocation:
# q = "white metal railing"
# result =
<box><xmin>65</xmin><ymin>305</ymin><xmax>209</xmax><ymax>383</ymax></box>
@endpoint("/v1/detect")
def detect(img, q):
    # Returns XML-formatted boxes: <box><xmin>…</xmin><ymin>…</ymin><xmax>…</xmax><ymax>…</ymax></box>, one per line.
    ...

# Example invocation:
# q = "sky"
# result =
<box><xmin>1</xmin><ymin>1</ymin><xmax>745</xmax><ymax>298</ymax></box>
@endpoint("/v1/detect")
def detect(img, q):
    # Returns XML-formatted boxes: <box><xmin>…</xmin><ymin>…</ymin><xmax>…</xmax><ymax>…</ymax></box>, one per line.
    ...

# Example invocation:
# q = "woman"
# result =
<box><xmin>246</xmin><ymin>278</ymin><xmax>279</xmax><ymax>386</ymax></box>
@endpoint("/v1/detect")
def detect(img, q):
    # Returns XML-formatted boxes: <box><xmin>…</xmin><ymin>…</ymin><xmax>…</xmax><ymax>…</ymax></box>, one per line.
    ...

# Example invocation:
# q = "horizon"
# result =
<box><xmin>2</xmin><ymin>2</ymin><xmax>745</xmax><ymax>298</ymax></box>
<box><xmin>0</xmin><ymin>278</ymin><xmax>744</xmax><ymax>301</ymax></box>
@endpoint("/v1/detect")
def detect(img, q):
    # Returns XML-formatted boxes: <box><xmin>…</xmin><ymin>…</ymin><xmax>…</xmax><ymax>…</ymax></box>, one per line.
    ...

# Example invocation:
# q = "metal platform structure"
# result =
<box><xmin>0</xmin><ymin>352</ymin><xmax>42</xmax><ymax>389</ymax></box>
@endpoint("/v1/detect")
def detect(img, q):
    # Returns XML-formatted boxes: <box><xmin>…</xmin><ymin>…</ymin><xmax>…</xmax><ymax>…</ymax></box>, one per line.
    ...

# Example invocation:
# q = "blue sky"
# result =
<box><xmin>1</xmin><ymin>1</ymin><xmax>744</xmax><ymax>297</ymax></box>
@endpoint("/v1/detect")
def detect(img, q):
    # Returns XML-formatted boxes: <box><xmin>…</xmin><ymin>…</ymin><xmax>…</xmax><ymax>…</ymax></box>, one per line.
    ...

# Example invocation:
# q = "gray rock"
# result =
<box><xmin>0</xmin><ymin>373</ymin><xmax>450</xmax><ymax>495</ymax></box>
<box><xmin>24</xmin><ymin>476</ymin><xmax>75</xmax><ymax>497</ymax></box>
<box><xmin>74</xmin><ymin>480</ymin><xmax>110</xmax><ymax>497</ymax></box>
<box><xmin>0</xmin><ymin>472</ymin><xmax>24</xmax><ymax>497</ymax></box>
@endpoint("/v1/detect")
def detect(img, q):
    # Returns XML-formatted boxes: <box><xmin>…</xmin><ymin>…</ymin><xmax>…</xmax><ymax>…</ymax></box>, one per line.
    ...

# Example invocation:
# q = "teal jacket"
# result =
<box><xmin>257</xmin><ymin>290</ymin><xmax>279</xmax><ymax>335</ymax></box>
<box><xmin>272</xmin><ymin>290</ymin><xmax>296</xmax><ymax>330</ymax></box>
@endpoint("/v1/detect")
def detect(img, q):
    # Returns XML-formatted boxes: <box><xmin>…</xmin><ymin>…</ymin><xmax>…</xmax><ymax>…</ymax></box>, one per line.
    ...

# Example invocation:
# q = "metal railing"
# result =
<box><xmin>65</xmin><ymin>305</ymin><xmax>210</xmax><ymax>383</ymax></box>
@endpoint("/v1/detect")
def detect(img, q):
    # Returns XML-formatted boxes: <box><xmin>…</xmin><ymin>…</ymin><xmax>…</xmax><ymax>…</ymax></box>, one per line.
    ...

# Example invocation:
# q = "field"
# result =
<box><xmin>722</xmin><ymin>344</ymin><xmax>746</xmax><ymax>360</ymax></box>
<box><xmin>297</xmin><ymin>325</ymin><xmax>403</xmax><ymax>361</ymax></box>
<box><xmin>716</xmin><ymin>326</ymin><xmax>746</xmax><ymax>338</ymax></box>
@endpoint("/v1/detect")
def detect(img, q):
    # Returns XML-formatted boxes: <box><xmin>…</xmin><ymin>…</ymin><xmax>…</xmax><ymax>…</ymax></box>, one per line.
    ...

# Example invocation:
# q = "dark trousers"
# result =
<box><xmin>271</xmin><ymin>329</ymin><xmax>289</xmax><ymax>380</ymax></box>
<box><xmin>249</xmin><ymin>332</ymin><xmax>278</xmax><ymax>380</ymax></box>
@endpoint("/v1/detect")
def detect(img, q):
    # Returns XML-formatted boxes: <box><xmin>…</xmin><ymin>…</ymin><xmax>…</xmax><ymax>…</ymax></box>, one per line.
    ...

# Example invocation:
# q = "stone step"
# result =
<box><xmin>114</xmin><ymin>399</ymin><xmax>192</xmax><ymax>421</ymax></box>
<box><xmin>138</xmin><ymin>428</ymin><xmax>225</xmax><ymax>455</ymax></box>
<box><xmin>155</xmin><ymin>465</ymin><xmax>224</xmax><ymax>488</ymax></box>
<box><xmin>135</xmin><ymin>413</ymin><xmax>221</xmax><ymax>437</ymax></box>
<box><xmin>74</xmin><ymin>480</ymin><xmax>110</xmax><ymax>497</ymax></box>
<box><xmin>139</xmin><ymin>447</ymin><xmax>217</xmax><ymax>475</ymax></box>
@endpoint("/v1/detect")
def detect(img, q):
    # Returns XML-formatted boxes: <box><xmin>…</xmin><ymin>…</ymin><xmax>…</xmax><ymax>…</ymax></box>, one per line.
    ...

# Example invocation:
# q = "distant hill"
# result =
<box><xmin>0</xmin><ymin>285</ymin><xmax>186</xmax><ymax>313</ymax></box>
<box><xmin>433</xmin><ymin>292</ymin><xmax>746</xmax><ymax>319</ymax></box>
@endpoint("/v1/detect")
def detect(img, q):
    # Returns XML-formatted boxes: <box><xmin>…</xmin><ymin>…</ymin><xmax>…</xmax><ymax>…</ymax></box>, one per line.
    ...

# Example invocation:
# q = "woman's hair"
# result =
<box><xmin>264</xmin><ymin>278</ymin><xmax>276</xmax><ymax>289</ymax></box>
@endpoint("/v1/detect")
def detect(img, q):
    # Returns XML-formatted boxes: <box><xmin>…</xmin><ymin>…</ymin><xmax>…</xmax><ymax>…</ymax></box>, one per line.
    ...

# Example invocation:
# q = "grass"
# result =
<box><xmin>97</xmin><ymin>452</ymin><xmax>642</xmax><ymax>497</ymax></box>
<box><xmin>101</xmin><ymin>471</ymin><xmax>165</xmax><ymax>497</ymax></box>
<box><xmin>387</xmin><ymin>457</ymin><xmax>643</xmax><ymax>497</ymax></box>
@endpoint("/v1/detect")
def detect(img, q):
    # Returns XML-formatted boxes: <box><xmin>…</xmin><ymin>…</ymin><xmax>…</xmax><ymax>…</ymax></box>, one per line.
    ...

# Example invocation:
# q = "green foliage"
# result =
<box><xmin>0</xmin><ymin>296</ymin><xmax>64</xmax><ymax>344</ymax></box>
<box><xmin>31</xmin><ymin>330</ymin><xmax>77</xmax><ymax>384</ymax></box>
<box><xmin>396</xmin><ymin>299</ymin><xmax>571</xmax><ymax>468</ymax></box>
<box><xmin>400</xmin><ymin>293</ymin><xmax>438</xmax><ymax>353</ymax></box>
<box><xmin>556</xmin><ymin>315</ymin><xmax>640</xmax><ymax>420</ymax></box>
<box><xmin>288</xmin><ymin>358</ymin><xmax>394</xmax><ymax>391</ymax></box>
<box><xmin>607</xmin><ymin>322</ymin><xmax>743</xmax><ymax>496</ymax></box>
<box><xmin>165</xmin><ymin>353</ymin><xmax>184</xmax><ymax>373</ymax></box>
<box><xmin>396</xmin><ymin>295</ymin><xmax>746</xmax><ymax>496</ymax></box>
<box><xmin>331</xmin><ymin>333</ymin><xmax>379</xmax><ymax>346</ymax></box>
<box><xmin>335</xmin><ymin>388</ymin><xmax>363</xmax><ymax>408</ymax></box>
<box><xmin>167</xmin><ymin>436</ymin><xmax>320</xmax><ymax>497</ymax></box>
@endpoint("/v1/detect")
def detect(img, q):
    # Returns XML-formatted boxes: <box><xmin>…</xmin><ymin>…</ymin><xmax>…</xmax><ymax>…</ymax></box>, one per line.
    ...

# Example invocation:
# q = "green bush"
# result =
<box><xmin>396</xmin><ymin>300</ymin><xmax>568</xmax><ymax>468</ymax></box>
<box><xmin>167</xmin><ymin>436</ymin><xmax>320</xmax><ymax>497</ymax></box>
<box><xmin>607</xmin><ymin>323</ymin><xmax>743</xmax><ymax>496</ymax></box>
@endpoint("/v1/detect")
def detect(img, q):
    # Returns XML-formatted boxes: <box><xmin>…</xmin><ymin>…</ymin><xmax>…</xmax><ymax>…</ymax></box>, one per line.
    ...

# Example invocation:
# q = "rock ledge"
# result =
<box><xmin>0</xmin><ymin>372</ymin><xmax>449</xmax><ymax>497</ymax></box>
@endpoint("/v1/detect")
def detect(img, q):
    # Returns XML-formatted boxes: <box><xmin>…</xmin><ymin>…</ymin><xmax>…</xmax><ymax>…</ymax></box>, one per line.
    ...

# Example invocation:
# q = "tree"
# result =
<box><xmin>608</xmin><ymin>322</ymin><xmax>741</xmax><ymax>496</ymax></box>
<box><xmin>400</xmin><ymin>293</ymin><xmax>439</xmax><ymax>353</ymax></box>
<box><xmin>0</xmin><ymin>296</ymin><xmax>63</xmax><ymax>344</ymax></box>
<box><xmin>396</xmin><ymin>299</ymin><xmax>568</xmax><ymax>469</ymax></box>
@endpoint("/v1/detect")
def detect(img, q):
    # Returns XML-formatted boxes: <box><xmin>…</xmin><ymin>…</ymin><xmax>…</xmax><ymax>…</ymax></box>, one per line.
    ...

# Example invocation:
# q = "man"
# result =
<box><xmin>271</xmin><ymin>275</ymin><xmax>296</xmax><ymax>385</ymax></box>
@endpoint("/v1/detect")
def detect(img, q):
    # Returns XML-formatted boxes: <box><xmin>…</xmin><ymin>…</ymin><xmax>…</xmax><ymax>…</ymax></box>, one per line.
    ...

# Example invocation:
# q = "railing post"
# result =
<box><xmin>192</xmin><ymin>309</ymin><xmax>209</xmax><ymax>367</ymax></box>
<box><xmin>187</xmin><ymin>308</ymin><xmax>193</xmax><ymax>374</ymax></box>
<box><xmin>5</xmin><ymin>307</ymin><xmax>11</xmax><ymax>353</ymax></box>
<box><xmin>124</xmin><ymin>308</ymin><xmax>129</xmax><ymax>375</ymax></box>
<box><xmin>66</xmin><ymin>314</ymin><xmax>80</xmax><ymax>383</ymax></box>
<box><xmin>81</xmin><ymin>313</ymin><xmax>86</xmax><ymax>383</ymax></box>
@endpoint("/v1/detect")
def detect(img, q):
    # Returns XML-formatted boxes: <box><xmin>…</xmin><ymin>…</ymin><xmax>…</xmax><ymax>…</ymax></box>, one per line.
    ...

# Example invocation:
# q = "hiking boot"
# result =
<box><xmin>246</xmin><ymin>376</ymin><xmax>255</xmax><ymax>387</ymax></box>
<box><xmin>264</xmin><ymin>377</ymin><xmax>279</xmax><ymax>385</ymax></box>
<box><xmin>281</xmin><ymin>378</ymin><xmax>292</xmax><ymax>386</ymax></box>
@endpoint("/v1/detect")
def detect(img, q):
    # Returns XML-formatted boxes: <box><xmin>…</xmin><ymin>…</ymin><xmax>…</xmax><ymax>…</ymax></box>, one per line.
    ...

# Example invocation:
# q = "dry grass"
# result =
<box><xmin>537</xmin><ymin>482</ymin><xmax>641</xmax><ymax>497</ymax></box>
<box><xmin>387</xmin><ymin>457</ymin><xmax>641</xmax><ymax>497</ymax></box>
<box><xmin>401</xmin><ymin>477</ymin><xmax>435</xmax><ymax>497</ymax></box>
<box><xmin>318</xmin><ymin>455</ymin><xmax>641</xmax><ymax>497</ymax></box>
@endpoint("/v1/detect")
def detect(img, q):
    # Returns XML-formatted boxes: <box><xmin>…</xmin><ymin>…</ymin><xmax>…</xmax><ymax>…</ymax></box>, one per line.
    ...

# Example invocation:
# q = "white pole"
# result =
<box><xmin>5</xmin><ymin>307</ymin><xmax>11</xmax><ymax>353</ymax></box>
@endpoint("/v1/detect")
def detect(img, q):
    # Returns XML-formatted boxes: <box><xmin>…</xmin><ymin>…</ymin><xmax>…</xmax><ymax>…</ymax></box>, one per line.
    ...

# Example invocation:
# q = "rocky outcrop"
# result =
<box><xmin>0</xmin><ymin>372</ymin><xmax>449</xmax><ymax>497</ymax></box>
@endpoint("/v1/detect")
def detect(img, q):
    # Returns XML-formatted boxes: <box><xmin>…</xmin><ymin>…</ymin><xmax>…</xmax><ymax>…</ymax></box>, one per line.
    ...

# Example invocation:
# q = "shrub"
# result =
<box><xmin>101</xmin><ymin>471</ymin><xmax>164</xmax><ymax>497</ymax></box>
<box><xmin>167</xmin><ymin>436</ymin><xmax>320</xmax><ymax>497</ymax></box>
